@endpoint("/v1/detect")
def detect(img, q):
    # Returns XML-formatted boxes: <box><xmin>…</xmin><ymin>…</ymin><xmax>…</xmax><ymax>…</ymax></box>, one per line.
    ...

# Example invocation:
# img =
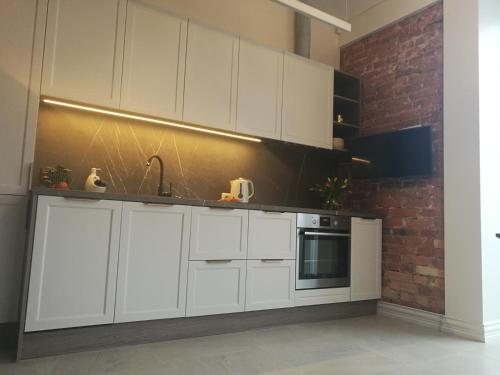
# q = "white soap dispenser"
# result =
<box><xmin>84</xmin><ymin>168</ymin><xmax>106</xmax><ymax>193</ymax></box>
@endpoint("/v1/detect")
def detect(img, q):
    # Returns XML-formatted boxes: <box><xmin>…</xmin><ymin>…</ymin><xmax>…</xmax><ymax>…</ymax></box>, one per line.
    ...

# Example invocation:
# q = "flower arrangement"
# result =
<box><xmin>309</xmin><ymin>176</ymin><xmax>349</xmax><ymax>210</ymax></box>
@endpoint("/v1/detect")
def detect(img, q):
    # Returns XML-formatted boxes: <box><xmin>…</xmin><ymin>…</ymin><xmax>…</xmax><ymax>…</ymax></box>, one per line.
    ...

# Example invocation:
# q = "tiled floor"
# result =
<box><xmin>2</xmin><ymin>315</ymin><xmax>500</xmax><ymax>374</ymax></box>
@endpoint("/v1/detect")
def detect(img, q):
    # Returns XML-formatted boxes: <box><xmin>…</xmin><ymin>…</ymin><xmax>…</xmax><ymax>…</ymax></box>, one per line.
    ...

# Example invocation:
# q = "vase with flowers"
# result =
<box><xmin>309</xmin><ymin>176</ymin><xmax>349</xmax><ymax>210</ymax></box>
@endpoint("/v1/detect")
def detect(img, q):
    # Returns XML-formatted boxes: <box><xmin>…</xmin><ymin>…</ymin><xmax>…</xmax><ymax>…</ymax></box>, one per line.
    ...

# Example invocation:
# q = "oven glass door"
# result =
<box><xmin>296</xmin><ymin>229</ymin><xmax>350</xmax><ymax>289</ymax></box>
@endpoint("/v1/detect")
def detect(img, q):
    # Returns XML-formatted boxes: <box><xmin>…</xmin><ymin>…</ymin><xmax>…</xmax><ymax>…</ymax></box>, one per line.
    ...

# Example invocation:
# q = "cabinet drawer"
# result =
<box><xmin>186</xmin><ymin>260</ymin><xmax>246</xmax><ymax>317</ymax></box>
<box><xmin>295</xmin><ymin>287</ymin><xmax>350</xmax><ymax>307</ymax></box>
<box><xmin>247</xmin><ymin>211</ymin><xmax>296</xmax><ymax>259</ymax></box>
<box><xmin>190</xmin><ymin>207</ymin><xmax>248</xmax><ymax>260</ymax></box>
<box><xmin>245</xmin><ymin>259</ymin><xmax>295</xmax><ymax>311</ymax></box>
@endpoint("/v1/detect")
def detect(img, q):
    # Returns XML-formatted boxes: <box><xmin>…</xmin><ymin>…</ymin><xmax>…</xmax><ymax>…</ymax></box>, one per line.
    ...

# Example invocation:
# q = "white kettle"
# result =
<box><xmin>230</xmin><ymin>178</ymin><xmax>255</xmax><ymax>203</ymax></box>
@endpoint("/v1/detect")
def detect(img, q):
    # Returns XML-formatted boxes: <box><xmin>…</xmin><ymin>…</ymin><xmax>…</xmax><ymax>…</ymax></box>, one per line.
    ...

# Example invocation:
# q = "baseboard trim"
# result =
<box><xmin>441</xmin><ymin>317</ymin><xmax>485</xmax><ymax>342</ymax></box>
<box><xmin>377</xmin><ymin>302</ymin><xmax>492</xmax><ymax>342</ymax></box>
<box><xmin>377</xmin><ymin>301</ymin><xmax>444</xmax><ymax>330</ymax></box>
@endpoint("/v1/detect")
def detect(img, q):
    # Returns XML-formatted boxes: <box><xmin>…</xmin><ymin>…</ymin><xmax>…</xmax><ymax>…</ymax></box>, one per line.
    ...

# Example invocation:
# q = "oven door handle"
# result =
<box><xmin>302</xmin><ymin>231</ymin><xmax>351</xmax><ymax>237</ymax></box>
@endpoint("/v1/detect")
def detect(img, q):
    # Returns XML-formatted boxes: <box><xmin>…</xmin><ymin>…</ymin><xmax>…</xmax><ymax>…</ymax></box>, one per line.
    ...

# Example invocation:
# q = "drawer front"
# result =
<box><xmin>245</xmin><ymin>259</ymin><xmax>295</xmax><ymax>311</ymax></box>
<box><xmin>247</xmin><ymin>211</ymin><xmax>296</xmax><ymax>259</ymax></box>
<box><xmin>190</xmin><ymin>207</ymin><xmax>248</xmax><ymax>260</ymax></box>
<box><xmin>294</xmin><ymin>287</ymin><xmax>351</xmax><ymax>307</ymax></box>
<box><xmin>186</xmin><ymin>260</ymin><xmax>246</xmax><ymax>317</ymax></box>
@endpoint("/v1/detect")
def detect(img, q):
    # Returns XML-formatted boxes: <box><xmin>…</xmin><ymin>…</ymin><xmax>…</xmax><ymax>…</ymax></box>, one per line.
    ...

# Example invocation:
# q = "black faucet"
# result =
<box><xmin>146</xmin><ymin>155</ymin><xmax>172</xmax><ymax>197</ymax></box>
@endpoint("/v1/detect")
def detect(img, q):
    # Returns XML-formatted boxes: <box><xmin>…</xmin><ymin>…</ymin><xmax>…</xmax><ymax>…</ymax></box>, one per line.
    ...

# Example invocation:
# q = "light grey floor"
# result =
<box><xmin>2</xmin><ymin>315</ymin><xmax>500</xmax><ymax>375</ymax></box>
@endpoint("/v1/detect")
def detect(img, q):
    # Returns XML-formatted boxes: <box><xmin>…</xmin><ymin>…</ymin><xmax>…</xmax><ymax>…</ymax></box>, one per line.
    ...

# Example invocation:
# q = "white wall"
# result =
<box><xmin>444</xmin><ymin>0</ymin><xmax>500</xmax><ymax>341</ymax></box>
<box><xmin>479</xmin><ymin>0</ymin><xmax>500</xmax><ymax>331</ymax></box>
<box><xmin>340</xmin><ymin>0</ymin><xmax>439</xmax><ymax>46</ymax></box>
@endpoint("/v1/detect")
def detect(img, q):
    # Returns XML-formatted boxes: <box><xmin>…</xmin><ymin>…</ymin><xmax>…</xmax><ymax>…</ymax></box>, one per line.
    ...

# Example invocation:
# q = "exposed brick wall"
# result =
<box><xmin>340</xmin><ymin>2</ymin><xmax>444</xmax><ymax>313</ymax></box>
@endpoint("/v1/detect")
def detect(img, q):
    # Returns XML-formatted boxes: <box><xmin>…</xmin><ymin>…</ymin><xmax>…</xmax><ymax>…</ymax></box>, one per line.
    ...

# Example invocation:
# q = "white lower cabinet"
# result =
<box><xmin>189</xmin><ymin>207</ymin><xmax>248</xmax><ymax>260</ymax></box>
<box><xmin>25</xmin><ymin>196</ymin><xmax>122</xmax><ymax>332</ymax></box>
<box><xmin>245</xmin><ymin>259</ymin><xmax>295</xmax><ymax>311</ymax></box>
<box><xmin>186</xmin><ymin>260</ymin><xmax>246</xmax><ymax>317</ymax></box>
<box><xmin>114</xmin><ymin>202</ymin><xmax>191</xmax><ymax>323</ymax></box>
<box><xmin>247</xmin><ymin>211</ymin><xmax>296</xmax><ymax>260</ymax></box>
<box><xmin>350</xmin><ymin>217</ymin><xmax>382</xmax><ymax>301</ymax></box>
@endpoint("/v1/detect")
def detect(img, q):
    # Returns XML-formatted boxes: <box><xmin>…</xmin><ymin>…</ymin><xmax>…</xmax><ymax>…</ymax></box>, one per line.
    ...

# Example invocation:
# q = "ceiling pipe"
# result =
<box><xmin>294</xmin><ymin>11</ymin><xmax>311</xmax><ymax>58</ymax></box>
<box><xmin>273</xmin><ymin>0</ymin><xmax>351</xmax><ymax>32</ymax></box>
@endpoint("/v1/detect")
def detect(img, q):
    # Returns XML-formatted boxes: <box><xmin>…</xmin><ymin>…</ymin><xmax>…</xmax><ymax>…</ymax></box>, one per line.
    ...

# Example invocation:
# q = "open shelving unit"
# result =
<box><xmin>333</xmin><ymin>70</ymin><xmax>362</xmax><ymax>152</ymax></box>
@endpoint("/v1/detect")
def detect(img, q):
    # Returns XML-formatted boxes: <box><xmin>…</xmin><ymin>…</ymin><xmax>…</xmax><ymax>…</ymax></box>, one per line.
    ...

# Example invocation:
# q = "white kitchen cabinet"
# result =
<box><xmin>183</xmin><ymin>22</ymin><xmax>239</xmax><ymax>131</ymax></box>
<box><xmin>0</xmin><ymin>196</ymin><xmax>28</xmax><ymax>323</ymax></box>
<box><xmin>282</xmin><ymin>53</ymin><xmax>334</xmax><ymax>149</ymax></box>
<box><xmin>245</xmin><ymin>259</ymin><xmax>294</xmax><ymax>311</ymax></box>
<box><xmin>115</xmin><ymin>203</ymin><xmax>191</xmax><ymax>323</ymax></box>
<box><xmin>247</xmin><ymin>211</ymin><xmax>296</xmax><ymax>259</ymax></box>
<box><xmin>41</xmin><ymin>0</ymin><xmax>126</xmax><ymax>108</ymax></box>
<box><xmin>120</xmin><ymin>2</ymin><xmax>187</xmax><ymax>120</ymax></box>
<box><xmin>350</xmin><ymin>217</ymin><xmax>382</xmax><ymax>301</ymax></box>
<box><xmin>190</xmin><ymin>207</ymin><xmax>248</xmax><ymax>260</ymax></box>
<box><xmin>236</xmin><ymin>40</ymin><xmax>283</xmax><ymax>139</ymax></box>
<box><xmin>25</xmin><ymin>196</ymin><xmax>122</xmax><ymax>331</ymax></box>
<box><xmin>0</xmin><ymin>0</ymin><xmax>45</xmax><ymax>195</ymax></box>
<box><xmin>186</xmin><ymin>260</ymin><xmax>246</xmax><ymax>316</ymax></box>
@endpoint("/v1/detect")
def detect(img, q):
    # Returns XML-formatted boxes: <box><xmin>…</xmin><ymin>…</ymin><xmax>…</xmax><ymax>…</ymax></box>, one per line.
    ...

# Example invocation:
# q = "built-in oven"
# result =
<box><xmin>296</xmin><ymin>213</ymin><xmax>350</xmax><ymax>290</ymax></box>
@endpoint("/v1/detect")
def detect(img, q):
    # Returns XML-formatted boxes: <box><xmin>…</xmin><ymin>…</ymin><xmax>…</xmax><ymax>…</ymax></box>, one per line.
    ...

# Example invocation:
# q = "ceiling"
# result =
<box><xmin>305</xmin><ymin>0</ymin><xmax>386</xmax><ymax>20</ymax></box>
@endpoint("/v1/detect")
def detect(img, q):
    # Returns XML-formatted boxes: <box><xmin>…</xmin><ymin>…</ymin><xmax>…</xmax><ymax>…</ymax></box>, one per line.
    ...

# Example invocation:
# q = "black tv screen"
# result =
<box><xmin>350</xmin><ymin>126</ymin><xmax>433</xmax><ymax>179</ymax></box>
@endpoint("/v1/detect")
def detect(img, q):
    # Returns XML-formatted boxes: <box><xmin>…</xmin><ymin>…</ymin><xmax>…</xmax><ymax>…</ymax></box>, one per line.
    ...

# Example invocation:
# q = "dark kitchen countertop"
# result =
<box><xmin>30</xmin><ymin>188</ymin><xmax>383</xmax><ymax>219</ymax></box>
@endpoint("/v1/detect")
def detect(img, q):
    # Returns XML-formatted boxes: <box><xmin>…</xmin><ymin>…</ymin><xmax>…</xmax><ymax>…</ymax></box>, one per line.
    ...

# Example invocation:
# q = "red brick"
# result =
<box><xmin>341</xmin><ymin>2</ymin><xmax>444</xmax><ymax>314</ymax></box>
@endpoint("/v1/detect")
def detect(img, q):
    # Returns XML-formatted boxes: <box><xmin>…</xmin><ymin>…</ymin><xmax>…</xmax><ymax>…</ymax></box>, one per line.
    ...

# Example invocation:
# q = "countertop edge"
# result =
<box><xmin>29</xmin><ymin>188</ymin><xmax>383</xmax><ymax>219</ymax></box>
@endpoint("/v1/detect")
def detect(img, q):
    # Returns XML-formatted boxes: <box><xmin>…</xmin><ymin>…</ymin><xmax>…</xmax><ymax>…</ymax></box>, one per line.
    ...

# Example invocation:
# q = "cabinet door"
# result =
<box><xmin>190</xmin><ymin>207</ymin><xmax>248</xmax><ymax>260</ymax></box>
<box><xmin>245</xmin><ymin>259</ymin><xmax>294</xmax><ymax>311</ymax></box>
<box><xmin>183</xmin><ymin>22</ymin><xmax>239</xmax><ymax>131</ymax></box>
<box><xmin>236</xmin><ymin>40</ymin><xmax>283</xmax><ymax>139</ymax></box>
<box><xmin>0</xmin><ymin>196</ymin><xmax>27</xmax><ymax>323</ymax></box>
<box><xmin>25</xmin><ymin>196</ymin><xmax>122</xmax><ymax>331</ymax></box>
<box><xmin>120</xmin><ymin>2</ymin><xmax>187</xmax><ymax>120</ymax></box>
<box><xmin>115</xmin><ymin>203</ymin><xmax>191</xmax><ymax>323</ymax></box>
<box><xmin>350</xmin><ymin>217</ymin><xmax>382</xmax><ymax>301</ymax></box>
<box><xmin>186</xmin><ymin>260</ymin><xmax>246</xmax><ymax>317</ymax></box>
<box><xmin>41</xmin><ymin>0</ymin><xmax>126</xmax><ymax>108</ymax></box>
<box><xmin>0</xmin><ymin>0</ymin><xmax>44</xmax><ymax>194</ymax></box>
<box><xmin>282</xmin><ymin>53</ymin><xmax>333</xmax><ymax>149</ymax></box>
<box><xmin>247</xmin><ymin>211</ymin><xmax>296</xmax><ymax>259</ymax></box>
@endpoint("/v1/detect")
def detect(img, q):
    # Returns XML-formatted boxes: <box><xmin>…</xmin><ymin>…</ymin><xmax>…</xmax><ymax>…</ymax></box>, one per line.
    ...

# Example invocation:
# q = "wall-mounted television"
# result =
<box><xmin>350</xmin><ymin>126</ymin><xmax>433</xmax><ymax>179</ymax></box>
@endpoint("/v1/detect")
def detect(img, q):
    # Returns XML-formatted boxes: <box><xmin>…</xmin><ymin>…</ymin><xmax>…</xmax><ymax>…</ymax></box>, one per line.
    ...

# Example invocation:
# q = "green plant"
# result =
<box><xmin>309</xmin><ymin>177</ymin><xmax>349</xmax><ymax>210</ymax></box>
<box><xmin>39</xmin><ymin>165</ymin><xmax>72</xmax><ymax>188</ymax></box>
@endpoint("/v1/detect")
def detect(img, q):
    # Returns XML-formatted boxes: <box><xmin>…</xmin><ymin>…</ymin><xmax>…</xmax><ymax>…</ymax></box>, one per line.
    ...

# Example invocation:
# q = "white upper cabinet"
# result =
<box><xmin>0</xmin><ymin>0</ymin><xmax>44</xmax><ymax>194</ymax></box>
<box><xmin>190</xmin><ymin>207</ymin><xmax>248</xmax><ymax>260</ymax></box>
<box><xmin>120</xmin><ymin>2</ymin><xmax>187</xmax><ymax>120</ymax></box>
<box><xmin>186</xmin><ymin>260</ymin><xmax>246</xmax><ymax>317</ymax></box>
<box><xmin>245</xmin><ymin>259</ymin><xmax>295</xmax><ymax>311</ymax></box>
<box><xmin>247</xmin><ymin>211</ymin><xmax>296</xmax><ymax>260</ymax></box>
<box><xmin>236</xmin><ymin>40</ymin><xmax>284</xmax><ymax>139</ymax></box>
<box><xmin>282</xmin><ymin>53</ymin><xmax>334</xmax><ymax>149</ymax></box>
<box><xmin>41</xmin><ymin>0</ymin><xmax>126</xmax><ymax>107</ymax></box>
<box><xmin>183</xmin><ymin>22</ymin><xmax>239</xmax><ymax>131</ymax></box>
<box><xmin>25</xmin><ymin>196</ymin><xmax>122</xmax><ymax>332</ymax></box>
<box><xmin>115</xmin><ymin>203</ymin><xmax>191</xmax><ymax>323</ymax></box>
<box><xmin>350</xmin><ymin>217</ymin><xmax>382</xmax><ymax>302</ymax></box>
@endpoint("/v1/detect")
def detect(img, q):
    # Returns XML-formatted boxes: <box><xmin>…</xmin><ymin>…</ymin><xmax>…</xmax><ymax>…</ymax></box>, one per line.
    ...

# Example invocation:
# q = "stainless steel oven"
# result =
<box><xmin>296</xmin><ymin>213</ymin><xmax>350</xmax><ymax>290</ymax></box>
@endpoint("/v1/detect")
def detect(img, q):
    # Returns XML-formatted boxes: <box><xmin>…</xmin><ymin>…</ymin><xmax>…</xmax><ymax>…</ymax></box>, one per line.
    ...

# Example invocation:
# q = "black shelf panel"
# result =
<box><xmin>334</xmin><ymin>94</ymin><xmax>359</xmax><ymax>104</ymax></box>
<box><xmin>334</xmin><ymin>121</ymin><xmax>359</xmax><ymax>129</ymax></box>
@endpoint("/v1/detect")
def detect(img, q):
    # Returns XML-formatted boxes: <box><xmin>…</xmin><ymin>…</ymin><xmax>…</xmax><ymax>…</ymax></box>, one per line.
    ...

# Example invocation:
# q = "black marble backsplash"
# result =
<box><xmin>33</xmin><ymin>104</ymin><xmax>341</xmax><ymax>207</ymax></box>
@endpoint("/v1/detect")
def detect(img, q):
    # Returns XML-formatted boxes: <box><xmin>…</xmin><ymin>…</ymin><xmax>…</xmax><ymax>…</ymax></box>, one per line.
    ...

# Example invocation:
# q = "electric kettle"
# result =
<box><xmin>230</xmin><ymin>178</ymin><xmax>255</xmax><ymax>203</ymax></box>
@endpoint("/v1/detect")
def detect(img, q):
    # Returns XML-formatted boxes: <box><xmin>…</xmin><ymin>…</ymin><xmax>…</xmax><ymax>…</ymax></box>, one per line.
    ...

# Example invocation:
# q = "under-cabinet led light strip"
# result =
<box><xmin>41</xmin><ymin>98</ymin><xmax>262</xmax><ymax>143</ymax></box>
<box><xmin>351</xmin><ymin>156</ymin><xmax>371</xmax><ymax>164</ymax></box>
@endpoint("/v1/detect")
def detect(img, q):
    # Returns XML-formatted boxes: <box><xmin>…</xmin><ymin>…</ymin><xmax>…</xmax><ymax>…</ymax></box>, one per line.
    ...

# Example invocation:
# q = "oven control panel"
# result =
<box><xmin>297</xmin><ymin>213</ymin><xmax>350</xmax><ymax>230</ymax></box>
